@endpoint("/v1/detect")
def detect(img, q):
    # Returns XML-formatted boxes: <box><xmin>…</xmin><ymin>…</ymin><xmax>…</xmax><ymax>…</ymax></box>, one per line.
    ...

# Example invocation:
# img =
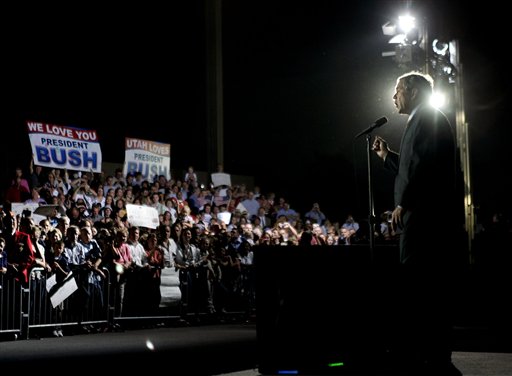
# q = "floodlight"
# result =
<box><xmin>381</xmin><ymin>21</ymin><xmax>396</xmax><ymax>36</ymax></box>
<box><xmin>430</xmin><ymin>91</ymin><xmax>446</xmax><ymax>109</ymax></box>
<box><xmin>398</xmin><ymin>15</ymin><xmax>415</xmax><ymax>33</ymax></box>
<box><xmin>432</xmin><ymin>39</ymin><xmax>449</xmax><ymax>56</ymax></box>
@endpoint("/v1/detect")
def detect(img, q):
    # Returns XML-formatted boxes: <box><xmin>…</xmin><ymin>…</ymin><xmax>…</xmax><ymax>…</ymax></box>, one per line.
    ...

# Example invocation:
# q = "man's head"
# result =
<box><xmin>394</xmin><ymin>72</ymin><xmax>433</xmax><ymax>115</ymax></box>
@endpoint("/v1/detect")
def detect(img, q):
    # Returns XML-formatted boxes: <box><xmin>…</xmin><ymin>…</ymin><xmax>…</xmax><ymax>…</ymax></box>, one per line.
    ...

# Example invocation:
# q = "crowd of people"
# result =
<box><xmin>3</xmin><ymin>155</ymin><xmax>506</xmax><ymax>335</ymax></box>
<box><xmin>0</xmin><ymin>162</ymin><xmax>401</xmax><ymax>333</ymax></box>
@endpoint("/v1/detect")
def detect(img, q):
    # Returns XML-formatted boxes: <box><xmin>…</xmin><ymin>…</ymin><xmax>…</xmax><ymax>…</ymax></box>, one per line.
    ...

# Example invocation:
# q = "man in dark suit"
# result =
<box><xmin>373</xmin><ymin>72</ymin><xmax>463</xmax><ymax>375</ymax></box>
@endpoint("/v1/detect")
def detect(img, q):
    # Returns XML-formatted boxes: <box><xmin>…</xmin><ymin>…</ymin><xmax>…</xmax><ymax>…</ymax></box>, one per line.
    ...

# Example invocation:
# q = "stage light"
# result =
<box><xmin>398</xmin><ymin>15</ymin><xmax>416</xmax><ymax>33</ymax></box>
<box><xmin>433</xmin><ymin>39</ymin><xmax>449</xmax><ymax>56</ymax></box>
<box><xmin>388</xmin><ymin>34</ymin><xmax>406</xmax><ymax>44</ymax></box>
<box><xmin>381</xmin><ymin>13</ymin><xmax>423</xmax><ymax>69</ymax></box>
<box><xmin>430</xmin><ymin>91</ymin><xmax>446</xmax><ymax>109</ymax></box>
<box><xmin>381</xmin><ymin>21</ymin><xmax>396</xmax><ymax>36</ymax></box>
<box><xmin>383</xmin><ymin>14</ymin><xmax>419</xmax><ymax>45</ymax></box>
<box><xmin>442</xmin><ymin>64</ymin><xmax>454</xmax><ymax>75</ymax></box>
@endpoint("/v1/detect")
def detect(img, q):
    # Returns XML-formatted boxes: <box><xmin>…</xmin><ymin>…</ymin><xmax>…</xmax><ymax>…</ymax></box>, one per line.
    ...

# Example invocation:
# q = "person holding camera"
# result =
<box><xmin>304</xmin><ymin>202</ymin><xmax>326</xmax><ymax>226</ymax></box>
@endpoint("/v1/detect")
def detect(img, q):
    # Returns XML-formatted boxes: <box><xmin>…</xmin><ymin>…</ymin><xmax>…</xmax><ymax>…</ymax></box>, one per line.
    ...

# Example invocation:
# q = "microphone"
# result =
<box><xmin>354</xmin><ymin>116</ymin><xmax>388</xmax><ymax>139</ymax></box>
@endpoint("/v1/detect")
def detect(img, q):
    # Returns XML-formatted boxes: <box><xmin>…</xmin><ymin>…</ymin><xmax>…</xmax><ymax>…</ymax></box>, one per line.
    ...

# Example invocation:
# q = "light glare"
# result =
<box><xmin>430</xmin><ymin>92</ymin><xmax>446</xmax><ymax>109</ymax></box>
<box><xmin>398</xmin><ymin>15</ymin><xmax>415</xmax><ymax>33</ymax></box>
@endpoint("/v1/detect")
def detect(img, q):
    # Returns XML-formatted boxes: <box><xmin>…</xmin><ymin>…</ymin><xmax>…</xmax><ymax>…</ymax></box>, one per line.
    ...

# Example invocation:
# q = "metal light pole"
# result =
<box><xmin>205</xmin><ymin>0</ymin><xmax>224</xmax><ymax>173</ymax></box>
<box><xmin>452</xmin><ymin>40</ymin><xmax>475</xmax><ymax>263</ymax></box>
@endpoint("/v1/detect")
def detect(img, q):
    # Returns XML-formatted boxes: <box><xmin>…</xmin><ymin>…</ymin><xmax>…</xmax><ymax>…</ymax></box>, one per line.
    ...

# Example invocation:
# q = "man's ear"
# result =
<box><xmin>410</xmin><ymin>87</ymin><xmax>419</xmax><ymax>101</ymax></box>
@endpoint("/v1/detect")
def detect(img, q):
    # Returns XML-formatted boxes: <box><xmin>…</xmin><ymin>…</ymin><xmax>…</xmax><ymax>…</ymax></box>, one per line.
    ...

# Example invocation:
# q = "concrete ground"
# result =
<box><xmin>1</xmin><ymin>322</ymin><xmax>510</xmax><ymax>375</ymax></box>
<box><xmin>216</xmin><ymin>352</ymin><xmax>512</xmax><ymax>376</ymax></box>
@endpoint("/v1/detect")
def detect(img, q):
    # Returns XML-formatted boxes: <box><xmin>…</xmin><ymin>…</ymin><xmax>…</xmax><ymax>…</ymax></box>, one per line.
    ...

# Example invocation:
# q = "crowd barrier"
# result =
<box><xmin>0</xmin><ymin>273</ymin><xmax>23</xmax><ymax>337</ymax></box>
<box><xmin>25</xmin><ymin>267</ymin><xmax>110</xmax><ymax>339</ymax></box>
<box><xmin>1</xmin><ymin>263</ymin><xmax>248</xmax><ymax>340</ymax></box>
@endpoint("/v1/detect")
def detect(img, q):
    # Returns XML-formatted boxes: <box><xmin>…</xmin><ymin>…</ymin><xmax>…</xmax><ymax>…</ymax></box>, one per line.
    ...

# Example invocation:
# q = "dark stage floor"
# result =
<box><xmin>0</xmin><ymin>321</ymin><xmax>511</xmax><ymax>375</ymax></box>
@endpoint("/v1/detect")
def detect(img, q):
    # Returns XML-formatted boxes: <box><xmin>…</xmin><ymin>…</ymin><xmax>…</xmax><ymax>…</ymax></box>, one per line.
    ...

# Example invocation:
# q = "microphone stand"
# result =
<box><xmin>355</xmin><ymin>117</ymin><xmax>386</xmax><ymax>261</ymax></box>
<box><xmin>365</xmin><ymin>133</ymin><xmax>375</xmax><ymax>262</ymax></box>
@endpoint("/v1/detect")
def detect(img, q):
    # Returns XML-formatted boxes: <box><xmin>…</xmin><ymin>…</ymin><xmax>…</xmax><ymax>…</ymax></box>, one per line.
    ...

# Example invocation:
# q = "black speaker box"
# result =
<box><xmin>255</xmin><ymin>244</ymin><xmax>403</xmax><ymax>375</ymax></box>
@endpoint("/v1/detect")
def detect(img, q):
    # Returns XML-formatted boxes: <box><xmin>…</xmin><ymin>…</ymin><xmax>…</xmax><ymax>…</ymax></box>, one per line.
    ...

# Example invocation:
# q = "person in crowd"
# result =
<box><xmin>3</xmin><ymin>211</ymin><xmax>35</xmax><ymax>285</ymax></box>
<box><xmin>24</xmin><ymin>188</ymin><xmax>47</xmax><ymax>205</ymax></box>
<box><xmin>145</xmin><ymin>233</ymin><xmax>165</xmax><ymax>315</ymax></box>
<box><xmin>49</xmin><ymin>239</ymin><xmax>69</xmax><ymax>337</ymax></box>
<box><xmin>13</xmin><ymin>167</ymin><xmax>31</xmax><ymax>193</ymax></box>
<box><xmin>5</xmin><ymin>176</ymin><xmax>30</xmax><ymax>203</ymax></box>
<box><xmin>0</xmin><ymin>237</ymin><xmax>7</xmax><ymax>275</ymax></box>
<box><xmin>123</xmin><ymin>226</ymin><xmax>148</xmax><ymax>315</ymax></box>
<box><xmin>29</xmin><ymin>158</ymin><xmax>46</xmax><ymax>190</ymax></box>
<box><xmin>341</xmin><ymin>214</ymin><xmax>359</xmax><ymax>236</ymax></box>
<box><xmin>184</xmin><ymin>166</ymin><xmax>198</xmax><ymax>188</ymax></box>
<box><xmin>106</xmin><ymin>227</ymin><xmax>132</xmax><ymax>317</ymax></box>
<box><xmin>304</xmin><ymin>202</ymin><xmax>327</xmax><ymax>226</ymax></box>
<box><xmin>175</xmin><ymin>227</ymin><xmax>202</xmax><ymax>323</ymax></box>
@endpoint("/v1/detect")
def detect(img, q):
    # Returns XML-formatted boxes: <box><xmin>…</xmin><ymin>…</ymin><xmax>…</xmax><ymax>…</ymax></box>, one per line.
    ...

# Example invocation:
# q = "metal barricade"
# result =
<box><xmin>0</xmin><ymin>273</ymin><xmax>23</xmax><ymax>337</ymax></box>
<box><xmin>25</xmin><ymin>267</ymin><xmax>110</xmax><ymax>338</ymax></box>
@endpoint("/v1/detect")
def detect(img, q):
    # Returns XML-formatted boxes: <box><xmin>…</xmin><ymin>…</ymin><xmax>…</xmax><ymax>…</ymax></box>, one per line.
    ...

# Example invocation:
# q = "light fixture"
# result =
<box><xmin>432</xmin><ymin>39</ymin><xmax>449</xmax><ymax>56</ymax></box>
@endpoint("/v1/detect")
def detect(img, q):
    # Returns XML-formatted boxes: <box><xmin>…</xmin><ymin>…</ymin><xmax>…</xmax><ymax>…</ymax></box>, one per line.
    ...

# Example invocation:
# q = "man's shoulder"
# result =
<box><xmin>413</xmin><ymin>105</ymin><xmax>451</xmax><ymax>133</ymax></box>
<box><xmin>416</xmin><ymin>104</ymin><xmax>449</xmax><ymax>121</ymax></box>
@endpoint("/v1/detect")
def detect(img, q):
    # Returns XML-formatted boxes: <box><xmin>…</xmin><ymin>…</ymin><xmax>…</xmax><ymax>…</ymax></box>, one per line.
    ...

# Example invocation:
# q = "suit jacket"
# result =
<box><xmin>385</xmin><ymin>104</ymin><xmax>457</xmax><ymax>211</ymax></box>
<box><xmin>384</xmin><ymin>104</ymin><xmax>458</xmax><ymax>265</ymax></box>
<box><xmin>259</xmin><ymin>215</ymin><xmax>272</xmax><ymax>228</ymax></box>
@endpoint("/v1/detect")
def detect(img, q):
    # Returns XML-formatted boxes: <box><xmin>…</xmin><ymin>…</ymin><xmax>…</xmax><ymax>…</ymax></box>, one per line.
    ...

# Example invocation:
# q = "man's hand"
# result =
<box><xmin>372</xmin><ymin>136</ymin><xmax>390</xmax><ymax>161</ymax></box>
<box><xmin>391</xmin><ymin>206</ymin><xmax>403</xmax><ymax>232</ymax></box>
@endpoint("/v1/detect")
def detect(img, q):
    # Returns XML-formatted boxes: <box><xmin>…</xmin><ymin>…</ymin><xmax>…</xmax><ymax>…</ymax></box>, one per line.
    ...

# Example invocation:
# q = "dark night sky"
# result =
<box><xmin>5</xmin><ymin>1</ymin><xmax>510</xmax><ymax>223</ymax></box>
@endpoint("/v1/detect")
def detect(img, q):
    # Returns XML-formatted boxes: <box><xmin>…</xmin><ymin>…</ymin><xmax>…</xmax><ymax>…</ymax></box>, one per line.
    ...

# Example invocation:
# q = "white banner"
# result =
<box><xmin>126</xmin><ymin>204</ymin><xmax>160</xmax><ymax>229</ymax></box>
<box><xmin>27</xmin><ymin>121</ymin><xmax>102</xmax><ymax>173</ymax></box>
<box><xmin>48</xmin><ymin>272</ymin><xmax>79</xmax><ymax>308</ymax></box>
<box><xmin>123</xmin><ymin>137</ymin><xmax>171</xmax><ymax>181</ymax></box>
<box><xmin>218</xmin><ymin>211</ymin><xmax>232</xmax><ymax>225</ymax></box>
<box><xmin>211</xmin><ymin>173</ymin><xmax>231</xmax><ymax>187</ymax></box>
<box><xmin>11</xmin><ymin>203</ymin><xmax>47</xmax><ymax>224</ymax></box>
<box><xmin>11</xmin><ymin>202</ymin><xmax>40</xmax><ymax>217</ymax></box>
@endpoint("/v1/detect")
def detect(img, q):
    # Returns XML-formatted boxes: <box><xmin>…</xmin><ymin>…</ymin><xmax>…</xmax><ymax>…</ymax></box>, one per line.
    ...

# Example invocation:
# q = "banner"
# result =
<box><xmin>126</xmin><ymin>204</ymin><xmax>159</xmax><ymax>229</ymax></box>
<box><xmin>27</xmin><ymin>121</ymin><xmax>102</xmax><ymax>173</ymax></box>
<box><xmin>123</xmin><ymin>137</ymin><xmax>171</xmax><ymax>181</ymax></box>
<box><xmin>211</xmin><ymin>173</ymin><xmax>231</xmax><ymax>187</ymax></box>
<box><xmin>47</xmin><ymin>271</ymin><xmax>78</xmax><ymax>308</ymax></box>
<box><xmin>11</xmin><ymin>203</ymin><xmax>47</xmax><ymax>224</ymax></box>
